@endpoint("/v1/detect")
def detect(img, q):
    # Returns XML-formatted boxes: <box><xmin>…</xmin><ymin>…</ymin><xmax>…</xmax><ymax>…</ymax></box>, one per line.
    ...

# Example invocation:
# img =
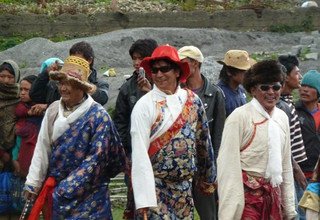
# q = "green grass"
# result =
<box><xmin>112</xmin><ymin>207</ymin><xmax>124</xmax><ymax>219</ymax></box>
<box><xmin>111</xmin><ymin>207</ymin><xmax>200</xmax><ymax>219</ymax></box>
<box><xmin>0</xmin><ymin>36</ymin><xmax>26</xmax><ymax>51</ymax></box>
<box><xmin>0</xmin><ymin>35</ymin><xmax>77</xmax><ymax>52</ymax></box>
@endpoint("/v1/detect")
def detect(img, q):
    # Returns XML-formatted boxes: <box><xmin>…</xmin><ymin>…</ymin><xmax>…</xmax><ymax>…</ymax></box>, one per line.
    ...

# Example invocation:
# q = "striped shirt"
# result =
<box><xmin>280</xmin><ymin>95</ymin><xmax>307</xmax><ymax>163</ymax></box>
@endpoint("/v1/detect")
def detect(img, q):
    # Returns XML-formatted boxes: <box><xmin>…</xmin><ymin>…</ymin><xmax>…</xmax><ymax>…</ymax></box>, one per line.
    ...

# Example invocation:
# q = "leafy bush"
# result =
<box><xmin>0</xmin><ymin>36</ymin><xmax>25</xmax><ymax>51</ymax></box>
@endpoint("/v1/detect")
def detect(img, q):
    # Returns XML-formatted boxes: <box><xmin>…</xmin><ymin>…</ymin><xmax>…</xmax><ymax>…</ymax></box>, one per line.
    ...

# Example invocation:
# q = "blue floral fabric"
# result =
<box><xmin>48</xmin><ymin>103</ymin><xmax>125</xmax><ymax>219</ymax></box>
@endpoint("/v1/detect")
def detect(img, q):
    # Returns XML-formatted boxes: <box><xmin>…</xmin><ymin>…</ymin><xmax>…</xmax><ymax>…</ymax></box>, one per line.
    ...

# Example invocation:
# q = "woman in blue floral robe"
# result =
<box><xmin>24</xmin><ymin>56</ymin><xmax>126</xmax><ymax>220</ymax></box>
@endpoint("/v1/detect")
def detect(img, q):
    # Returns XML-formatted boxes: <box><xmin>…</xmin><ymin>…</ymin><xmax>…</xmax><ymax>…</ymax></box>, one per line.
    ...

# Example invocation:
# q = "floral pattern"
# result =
<box><xmin>145</xmin><ymin>90</ymin><xmax>216</xmax><ymax>219</ymax></box>
<box><xmin>48</xmin><ymin>103</ymin><xmax>125</xmax><ymax>219</ymax></box>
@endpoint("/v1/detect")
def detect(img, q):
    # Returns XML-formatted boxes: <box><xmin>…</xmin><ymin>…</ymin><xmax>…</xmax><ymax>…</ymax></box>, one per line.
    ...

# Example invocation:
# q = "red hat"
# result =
<box><xmin>140</xmin><ymin>45</ymin><xmax>190</xmax><ymax>83</ymax></box>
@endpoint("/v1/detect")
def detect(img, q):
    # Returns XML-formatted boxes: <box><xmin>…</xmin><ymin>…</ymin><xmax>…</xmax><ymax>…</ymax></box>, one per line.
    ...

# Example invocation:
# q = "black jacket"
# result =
<box><xmin>295</xmin><ymin>100</ymin><xmax>320</xmax><ymax>172</ymax></box>
<box><xmin>276</xmin><ymin>99</ymin><xmax>291</xmax><ymax>118</ymax></box>
<box><xmin>194</xmin><ymin>75</ymin><xmax>226</xmax><ymax>160</ymax></box>
<box><xmin>30</xmin><ymin>68</ymin><xmax>109</xmax><ymax>105</ymax></box>
<box><xmin>113</xmin><ymin>72</ymin><xmax>147</xmax><ymax>154</ymax></box>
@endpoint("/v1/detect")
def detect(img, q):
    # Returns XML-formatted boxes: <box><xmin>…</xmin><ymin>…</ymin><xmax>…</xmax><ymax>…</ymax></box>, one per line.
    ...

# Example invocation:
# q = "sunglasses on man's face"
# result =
<box><xmin>258</xmin><ymin>83</ymin><xmax>282</xmax><ymax>92</ymax></box>
<box><xmin>151</xmin><ymin>65</ymin><xmax>173</xmax><ymax>74</ymax></box>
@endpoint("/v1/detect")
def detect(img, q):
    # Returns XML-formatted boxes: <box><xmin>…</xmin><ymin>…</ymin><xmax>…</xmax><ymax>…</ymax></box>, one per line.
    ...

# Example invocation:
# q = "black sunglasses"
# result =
<box><xmin>258</xmin><ymin>83</ymin><xmax>282</xmax><ymax>92</ymax></box>
<box><xmin>151</xmin><ymin>65</ymin><xmax>173</xmax><ymax>74</ymax></box>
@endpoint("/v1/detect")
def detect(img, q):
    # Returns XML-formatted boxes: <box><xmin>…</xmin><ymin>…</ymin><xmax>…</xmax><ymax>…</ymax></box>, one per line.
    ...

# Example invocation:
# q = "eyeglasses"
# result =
<box><xmin>258</xmin><ymin>83</ymin><xmax>282</xmax><ymax>92</ymax></box>
<box><xmin>151</xmin><ymin>65</ymin><xmax>173</xmax><ymax>74</ymax></box>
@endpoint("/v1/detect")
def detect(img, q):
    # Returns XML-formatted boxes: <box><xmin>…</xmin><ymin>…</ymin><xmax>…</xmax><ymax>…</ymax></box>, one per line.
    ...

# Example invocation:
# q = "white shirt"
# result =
<box><xmin>26</xmin><ymin>96</ymin><xmax>94</xmax><ymax>189</ymax></box>
<box><xmin>130</xmin><ymin>85</ymin><xmax>188</xmax><ymax>209</ymax></box>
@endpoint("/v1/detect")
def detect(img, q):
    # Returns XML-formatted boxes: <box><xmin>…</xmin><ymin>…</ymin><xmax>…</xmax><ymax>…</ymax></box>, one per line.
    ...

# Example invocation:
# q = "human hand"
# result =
<box><xmin>12</xmin><ymin>160</ymin><xmax>21</xmax><ymax>175</ymax></box>
<box><xmin>46</xmin><ymin>60</ymin><xmax>63</xmax><ymax>74</ymax></box>
<box><xmin>293</xmin><ymin>161</ymin><xmax>307</xmax><ymax>190</ymax></box>
<box><xmin>137</xmin><ymin>208</ymin><xmax>148</xmax><ymax>220</ymax></box>
<box><xmin>23</xmin><ymin>190</ymin><xmax>38</xmax><ymax>201</ymax></box>
<box><xmin>0</xmin><ymin>151</ymin><xmax>11</xmax><ymax>164</ymax></box>
<box><xmin>29</xmin><ymin>104</ymin><xmax>48</xmax><ymax>116</ymax></box>
<box><xmin>137</xmin><ymin>76</ymin><xmax>151</xmax><ymax>92</ymax></box>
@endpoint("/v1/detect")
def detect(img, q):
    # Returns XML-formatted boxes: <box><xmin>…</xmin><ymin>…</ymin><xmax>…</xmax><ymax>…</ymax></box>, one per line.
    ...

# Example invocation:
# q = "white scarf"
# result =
<box><xmin>52</xmin><ymin>95</ymin><xmax>94</xmax><ymax>142</ymax></box>
<box><xmin>251</xmin><ymin>98</ymin><xmax>283</xmax><ymax>187</ymax></box>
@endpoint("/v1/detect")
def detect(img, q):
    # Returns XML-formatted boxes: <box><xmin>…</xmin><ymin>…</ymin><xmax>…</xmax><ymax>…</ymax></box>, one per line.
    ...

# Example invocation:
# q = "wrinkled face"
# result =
<box><xmin>251</xmin><ymin>82</ymin><xmax>282</xmax><ymax>114</ymax></box>
<box><xmin>58</xmin><ymin>79</ymin><xmax>85</xmax><ymax>108</ymax></box>
<box><xmin>151</xmin><ymin>60</ymin><xmax>180</xmax><ymax>94</ymax></box>
<box><xmin>20</xmin><ymin>80</ymin><xmax>32</xmax><ymax>103</ymax></box>
<box><xmin>132</xmin><ymin>52</ymin><xmax>144</xmax><ymax>72</ymax></box>
<box><xmin>0</xmin><ymin>69</ymin><xmax>15</xmax><ymax>85</ymax></box>
<box><xmin>299</xmin><ymin>85</ymin><xmax>318</xmax><ymax>103</ymax></box>
<box><xmin>285</xmin><ymin>66</ymin><xmax>302</xmax><ymax>90</ymax></box>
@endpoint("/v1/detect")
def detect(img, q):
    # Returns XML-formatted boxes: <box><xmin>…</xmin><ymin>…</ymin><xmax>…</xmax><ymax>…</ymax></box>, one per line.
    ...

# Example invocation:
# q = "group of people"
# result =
<box><xmin>0</xmin><ymin>38</ymin><xmax>319</xmax><ymax>220</ymax></box>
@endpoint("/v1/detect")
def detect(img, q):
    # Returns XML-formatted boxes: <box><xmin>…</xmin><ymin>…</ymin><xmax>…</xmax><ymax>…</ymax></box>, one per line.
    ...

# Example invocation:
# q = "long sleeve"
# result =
<box><xmin>25</xmin><ymin>108</ymin><xmax>52</xmax><ymax>190</ymax></box>
<box><xmin>211</xmin><ymin>88</ymin><xmax>226</xmax><ymax>160</ymax></box>
<box><xmin>280</xmin><ymin>120</ymin><xmax>297</xmax><ymax>219</ymax></box>
<box><xmin>54</xmin><ymin>112</ymin><xmax>126</xmax><ymax>200</ymax></box>
<box><xmin>217</xmin><ymin>112</ymin><xmax>244</xmax><ymax>220</ymax></box>
<box><xmin>113</xmin><ymin>86</ymin><xmax>131</xmax><ymax>154</ymax></box>
<box><xmin>29</xmin><ymin>70</ymin><xmax>50</xmax><ymax>104</ymax></box>
<box><xmin>88</xmin><ymin>69</ymin><xmax>109</xmax><ymax>106</ymax></box>
<box><xmin>196</xmin><ymin>101</ymin><xmax>216</xmax><ymax>187</ymax></box>
<box><xmin>130</xmin><ymin>99</ymin><xmax>157</xmax><ymax>210</ymax></box>
<box><xmin>91</xmin><ymin>79</ymin><xmax>109</xmax><ymax>106</ymax></box>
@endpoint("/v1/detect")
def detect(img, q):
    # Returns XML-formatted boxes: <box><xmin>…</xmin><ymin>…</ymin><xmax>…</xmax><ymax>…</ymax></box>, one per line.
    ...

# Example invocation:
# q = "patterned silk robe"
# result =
<box><xmin>26</xmin><ymin>96</ymin><xmax>126</xmax><ymax>219</ymax></box>
<box><xmin>131</xmin><ymin>86</ymin><xmax>216</xmax><ymax>220</ymax></box>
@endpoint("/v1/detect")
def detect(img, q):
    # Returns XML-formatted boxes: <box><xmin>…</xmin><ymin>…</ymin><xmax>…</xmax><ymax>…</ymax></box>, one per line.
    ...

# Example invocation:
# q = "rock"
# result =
<box><xmin>301</xmin><ymin>1</ymin><xmax>318</xmax><ymax>7</ymax></box>
<box><xmin>291</xmin><ymin>45</ymin><xmax>303</xmax><ymax>56</ymax></box>
<box><xmin>0</xmin><ymin>27</ymin><xmax>319</xmax><ymax>110</ymax></box>
<box><xmin>300</xmin><ymin>36</ymin><xmax>314</xmax><ymax>45</ymax></box>
<box><xmin>304</xmin><ymin>52</ymin><xmax>318</xmax><ymax>60</ymax></box>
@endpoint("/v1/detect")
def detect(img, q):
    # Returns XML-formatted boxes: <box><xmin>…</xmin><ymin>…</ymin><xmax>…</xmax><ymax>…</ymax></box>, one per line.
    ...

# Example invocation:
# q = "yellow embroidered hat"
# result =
<box><xmin>217</xmin><ymin>50</ymin><xmax>252</xmax><ymax>71</ymax></box>
<box><xmin>49</xmin><ymin>56</ymin><xmax>96</xmax><ymax>93</ymax></box>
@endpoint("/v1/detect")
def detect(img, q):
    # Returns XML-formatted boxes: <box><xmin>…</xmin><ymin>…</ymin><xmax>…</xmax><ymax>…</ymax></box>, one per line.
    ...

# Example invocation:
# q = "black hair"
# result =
<box><xmin>278</xmin><ymin>55</ymin><xmax>299</xmax><ymax>75</ymax></box>
<box><xmin>243</xmin><ymin>60</ymin><xmax>286</xmax><ymax>94</ymax></box>
<box><xmin>150</xmin><ymin>59</ymin><xmax>181</xmax><ymax>82</ymax></box>
<box><xmin>0</xmin><ymin>63</ymin><xmax>15</xmax><ymax>76</ymax></box>
<box><xmin>21</xmin><ymin>75</ymin><xmax>37</xmax><ymax>84</ymax></box>
<box><xmin>219</xmin><ymin>65</ymin><xmax>245</xmax><ymax>83</ymax></box>
<box><xmin>69</xmin><ymin>41</ymin><xmax>95</xmax><ymax>68</ymax></box>
<box><xmin>150</xmin><ymin>59</ymin><xmax>179</xmax><ymax>71</ymax></box>
<box><xmin>129</xmin><ymin>39</ymin><xmax>158</xmax><ymax>59</ymax></box>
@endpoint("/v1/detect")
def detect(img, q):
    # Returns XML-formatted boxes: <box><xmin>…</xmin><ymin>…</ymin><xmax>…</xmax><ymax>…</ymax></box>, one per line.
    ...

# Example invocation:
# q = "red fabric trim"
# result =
<box><xmin>240</xmin><ymin>119</ymin><xmax>268</xmax><ymax>152</ymax></box>
<box><xmin>312</xmin><ymin>105</ymin><xmax>320</xmax><ymax>130</ymax></box>
<box><xmin>304</xmin><ymin>171</ymin><xmax>314</xmax><ymax>179</ymax></box>
<box><xmin>148</xmin><ymin>89</ymin><xmax>194</xmax><ymax>157</ymax></box>
<box><xmin>28</xmin><ymin>177</ymin><xmax>56</xmax><ymax>220</ymax></box>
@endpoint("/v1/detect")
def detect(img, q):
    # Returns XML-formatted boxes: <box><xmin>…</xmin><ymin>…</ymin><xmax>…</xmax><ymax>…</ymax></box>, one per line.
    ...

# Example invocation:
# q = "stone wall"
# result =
<box><xmin>1</xmin><ymin>7</ymin><xmax>320</xmax><ymax>37</ymax></box>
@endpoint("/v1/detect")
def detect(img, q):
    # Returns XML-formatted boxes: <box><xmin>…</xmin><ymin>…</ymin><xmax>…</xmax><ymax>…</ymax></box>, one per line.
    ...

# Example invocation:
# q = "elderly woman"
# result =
<box><xmin>24</xmin><ymin>56</ymin><xmax>126</xmax><ymax>219</ymax></box>
<box><xmin>131</xmin><ymin>45</ymin><xmax>216</xmax><ymax>219</ymax></box>
<box><xmin>217</xmin><ymin>60</ymin><xmax>296</xmax><ymax>219</ymax></box>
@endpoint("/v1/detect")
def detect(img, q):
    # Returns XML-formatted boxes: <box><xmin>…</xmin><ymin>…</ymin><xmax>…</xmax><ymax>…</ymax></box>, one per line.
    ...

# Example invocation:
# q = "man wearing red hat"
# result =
<box><xmin>130</xmin><ymin>45</ymin><xmax>216</xmax><ymax>219</ymax></box>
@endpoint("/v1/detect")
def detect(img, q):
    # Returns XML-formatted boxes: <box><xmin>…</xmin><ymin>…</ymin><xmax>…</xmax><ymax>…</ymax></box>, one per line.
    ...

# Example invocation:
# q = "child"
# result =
<box><xmin>12</xmin><ymin>75</ymin><xmax>43</xmax><ymax>178</ymax></box>
<box><xmin>299</xmin><ymin>155</ymin><xmax>320</xmax><ymax>220</ymax></box>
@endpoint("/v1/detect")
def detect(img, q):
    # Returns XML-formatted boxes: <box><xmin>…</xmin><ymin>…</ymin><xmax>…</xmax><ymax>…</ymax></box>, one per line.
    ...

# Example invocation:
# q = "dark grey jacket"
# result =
<box><xmin>295</xmin><ymin>100</ymin><xmax>320</xmax><ymax>172</ymax></box>
<box><xmin>195</xmin><ymin>75</ymin><xmax>226</xmax><ymax>160</ymax></box>
<box><xmin>113</xmin><ymin>72</ymin><xmax>147</xmax><ymax>154</ymax></box>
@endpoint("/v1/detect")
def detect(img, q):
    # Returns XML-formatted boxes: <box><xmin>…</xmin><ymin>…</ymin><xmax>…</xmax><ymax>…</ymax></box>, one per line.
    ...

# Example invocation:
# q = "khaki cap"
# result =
<box><xmin>218</xmin><ymin>50</ymin><xmax>251</xmax><ymax>70</ymax></box>
<box><xmin>178</xmin><ymin>46</ymin><xmax>204</xmax><ymax>63</ymax></box>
